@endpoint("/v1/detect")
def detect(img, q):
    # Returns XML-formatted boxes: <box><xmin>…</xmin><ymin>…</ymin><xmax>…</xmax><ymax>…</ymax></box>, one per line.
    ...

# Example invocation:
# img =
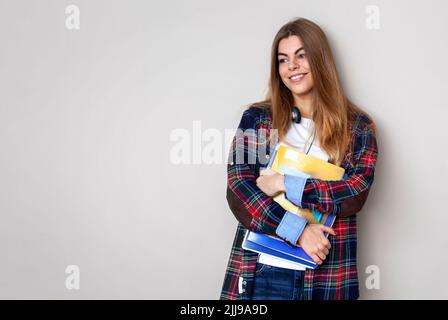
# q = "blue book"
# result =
<box><xmin>242</xmin><ymin>210</ymin><xmax>335</xmax><ymax>269</ymax></box>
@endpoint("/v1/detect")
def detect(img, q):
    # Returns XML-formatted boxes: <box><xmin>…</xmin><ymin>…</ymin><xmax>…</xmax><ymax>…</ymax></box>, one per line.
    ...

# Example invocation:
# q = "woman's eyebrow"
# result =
<box><xmin>278</xmin><ymin>47</ymin><xmax>304</xmax><ymax>56</ymax></box>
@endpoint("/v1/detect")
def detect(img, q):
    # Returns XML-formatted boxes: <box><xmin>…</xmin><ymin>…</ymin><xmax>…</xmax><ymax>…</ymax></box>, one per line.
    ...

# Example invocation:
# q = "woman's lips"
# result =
<box><xmin>289</xmin><ymin>73</ymin><xmax>307</xmax><ymax>84</ymax></box>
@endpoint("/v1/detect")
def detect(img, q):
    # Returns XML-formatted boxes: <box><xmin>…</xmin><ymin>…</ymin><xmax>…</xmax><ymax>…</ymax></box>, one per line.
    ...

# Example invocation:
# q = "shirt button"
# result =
<box><xmin>242</xmin><ymin>280</ymin><xmax>247</xmax><ymax>285</ymax></box>
<box><xmin>230</xmin><ymin>162</ymin><xmax>234</xmax><ymax>165</ymax></box>
<box><xmin>266</xmin><ymin>154</ymin><xmax>270</xmax><ymax>159</ymax></box>
<box><xmin>242</xmin><ymin>289</ymin><xmax>246</xmax><ymax>293</ymax></box>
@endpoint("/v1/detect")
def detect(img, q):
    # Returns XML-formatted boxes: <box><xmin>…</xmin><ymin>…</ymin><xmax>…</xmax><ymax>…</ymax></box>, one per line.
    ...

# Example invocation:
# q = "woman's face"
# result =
<box><xmin>277</xmin><ymin>35</ymin><xmax>314</xmax><ymax>96</ymax></box>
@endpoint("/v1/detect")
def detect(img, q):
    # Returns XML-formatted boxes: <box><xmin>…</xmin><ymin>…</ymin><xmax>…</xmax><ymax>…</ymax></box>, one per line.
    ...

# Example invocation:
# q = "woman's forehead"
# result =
<box><xmin>278</xmin><ymin>35</ymin><xmax>304</xmax><ymax>53</ymax></box>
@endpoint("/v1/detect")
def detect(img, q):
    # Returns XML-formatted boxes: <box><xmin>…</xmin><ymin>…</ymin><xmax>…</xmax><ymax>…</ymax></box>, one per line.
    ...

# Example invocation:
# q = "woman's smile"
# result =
<box><xmin>289</xmin><ymin>72</ymin><xmax>308</xmax><ymax>84</ymax></box>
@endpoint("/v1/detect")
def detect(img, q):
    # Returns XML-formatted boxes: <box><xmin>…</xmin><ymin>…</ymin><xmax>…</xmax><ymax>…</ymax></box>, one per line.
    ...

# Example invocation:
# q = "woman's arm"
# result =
<box><xmin>226</xmin><ymin>107</ymin><xmax>288</xmax><ymax>237</ymax></box>
<box><xmin>227</xmin><ymin>107</ymin><xmax>336</xmax><ymax>245</ymax></box>
<box><xmin>284</xmin><ymin>123</ymin><xmax>378</xmax><ymax>215</ymax></box>
<box><xmin>227</xmin><ymin>183</ymin><xmax>369</xmax><ymax>225</ymax></box>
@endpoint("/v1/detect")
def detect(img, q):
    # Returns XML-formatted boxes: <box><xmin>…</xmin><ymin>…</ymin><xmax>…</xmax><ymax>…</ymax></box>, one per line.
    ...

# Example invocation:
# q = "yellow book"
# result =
<box><xmin>268</xmin><ymin>144</ymin><xmax>345</xmax><ymax>224</ymax></box>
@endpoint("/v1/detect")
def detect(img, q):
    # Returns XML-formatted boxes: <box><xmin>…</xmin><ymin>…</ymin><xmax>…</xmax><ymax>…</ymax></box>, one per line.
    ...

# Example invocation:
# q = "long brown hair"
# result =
<box><xmin>251</xmin><ymin>17</ymin><xmax>372</xmax><ymax>166</ymax></box>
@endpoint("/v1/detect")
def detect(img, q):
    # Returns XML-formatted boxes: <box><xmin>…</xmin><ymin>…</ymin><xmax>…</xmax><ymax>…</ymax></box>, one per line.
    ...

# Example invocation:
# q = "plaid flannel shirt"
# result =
<box><xmin>220</xmin><ymin>105</ymin><xmax>378</xmax><ymax>300</ymax></box>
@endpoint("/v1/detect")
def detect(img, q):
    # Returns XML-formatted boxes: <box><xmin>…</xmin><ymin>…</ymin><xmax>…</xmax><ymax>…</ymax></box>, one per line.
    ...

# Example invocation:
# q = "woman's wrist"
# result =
<box><xmin>277</xmin><ymin>175</ymin><xmax>286</xmax><ymax>193</ymax></box>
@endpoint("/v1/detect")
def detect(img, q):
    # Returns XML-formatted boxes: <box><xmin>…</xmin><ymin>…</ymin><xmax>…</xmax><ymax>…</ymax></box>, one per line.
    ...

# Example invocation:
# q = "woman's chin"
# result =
<box><xmin>291</xmin><ymin>87</ymin><xmax>313</xmax><ymax>96</ymax></box>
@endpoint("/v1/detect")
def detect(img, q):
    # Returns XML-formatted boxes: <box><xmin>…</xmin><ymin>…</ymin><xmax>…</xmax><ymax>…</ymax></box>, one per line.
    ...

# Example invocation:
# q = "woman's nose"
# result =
<box><xmin>288</xmin><ymin>59</ymin><xmax>299</xmax><ymax>70</ymax></box>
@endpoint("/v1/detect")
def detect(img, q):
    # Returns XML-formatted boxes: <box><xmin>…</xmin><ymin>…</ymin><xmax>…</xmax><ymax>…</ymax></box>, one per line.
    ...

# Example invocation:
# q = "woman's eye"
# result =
<box><xmin>278</xmin><ymin>54</ymin><xmax>305</xmax><ymax>63</ymax></box>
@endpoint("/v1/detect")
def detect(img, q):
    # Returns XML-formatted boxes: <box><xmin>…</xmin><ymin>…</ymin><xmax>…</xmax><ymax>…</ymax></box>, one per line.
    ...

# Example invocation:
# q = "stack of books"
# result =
<box><xmin>242</xmin><ymin>144</ymin><xmax>345</xmax><ymax>269</ymax></box>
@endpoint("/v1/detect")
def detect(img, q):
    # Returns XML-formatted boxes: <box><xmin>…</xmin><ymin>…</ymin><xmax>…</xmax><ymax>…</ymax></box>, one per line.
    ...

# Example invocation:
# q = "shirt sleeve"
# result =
<box><xmin>275</xmin><ymin>212</ymin><xmax>308</xmax><ymax>245</ymax></box>
<box><xmin>301</xmin><ymin>123</ymin><xmax>378</xmax><ymax>215</ymax></box>
<box><xmin>227</xmin><ymin>107</ymin><xmax>287</xmax><ymax>237</ymax></box>
<box><xmin>284</xmin><ymin>174</ymin><xmax>308</xmax><ymax>206</ymax></box>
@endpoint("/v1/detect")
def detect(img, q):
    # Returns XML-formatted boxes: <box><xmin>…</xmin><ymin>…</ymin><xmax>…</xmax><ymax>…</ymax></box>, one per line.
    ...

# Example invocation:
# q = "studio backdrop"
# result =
<box><xmin>0</xmin><ymin>0</ymin><xmax>447</xmax><ymax>299</ymax></box>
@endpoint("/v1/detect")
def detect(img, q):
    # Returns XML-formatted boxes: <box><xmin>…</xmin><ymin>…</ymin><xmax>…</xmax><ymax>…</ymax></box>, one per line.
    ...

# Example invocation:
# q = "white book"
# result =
<box><xmin>258</xmin><ymin>253</ymin><xmax>307</xmax><ymax>271</ymax></box>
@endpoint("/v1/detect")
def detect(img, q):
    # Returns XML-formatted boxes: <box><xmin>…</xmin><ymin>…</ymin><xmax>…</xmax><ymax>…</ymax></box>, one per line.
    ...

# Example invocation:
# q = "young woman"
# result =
<box><xmin>220</xmin><ymin>17</ymin><xmax>378</xmax><ymax>300</ymax></box>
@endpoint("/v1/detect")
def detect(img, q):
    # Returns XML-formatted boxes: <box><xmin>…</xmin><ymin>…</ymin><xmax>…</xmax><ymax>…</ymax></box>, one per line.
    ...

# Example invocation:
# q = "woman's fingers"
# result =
<box><xmin>316</xmin><ymin>251</ymin><xmax>326</xmax><ymax>261</ymax></box>
<box><xmin>318</xmin><ymin>225</ymin><xmax>336</xmax><ymax>236</ymax></box>
<box><xmin>310</xmin><ymin>254</ymin><xmax>322</xmax><ymax>265</ymax></box>
<box><xmin>300</xmin><ymin>224</ymin><xmax>334</xmax><ymax>265</ymax></box>
<box><xmin>323</xmin><ymin>239</ymin><xmax>331</xmax><ymax>250</ymax></box>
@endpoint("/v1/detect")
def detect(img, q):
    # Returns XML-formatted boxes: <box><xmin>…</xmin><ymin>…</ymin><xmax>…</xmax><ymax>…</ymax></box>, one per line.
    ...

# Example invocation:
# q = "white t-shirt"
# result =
<box><xmin>280</xmin><ymin>117</ymin><xmax>329</xmax><ymax>162</ymax></box>
<box><xmin>258</xmin><ymin>118</ymin><xmax>330</xmax><ymax>270</ymax></box>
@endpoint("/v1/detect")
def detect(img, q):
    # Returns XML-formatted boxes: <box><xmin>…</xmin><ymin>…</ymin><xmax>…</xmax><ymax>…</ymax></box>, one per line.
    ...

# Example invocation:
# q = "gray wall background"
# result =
<box><xmin>0</xmin><ymin>0</ymin><xmax>447</xmax><ymax>299</ymax></box>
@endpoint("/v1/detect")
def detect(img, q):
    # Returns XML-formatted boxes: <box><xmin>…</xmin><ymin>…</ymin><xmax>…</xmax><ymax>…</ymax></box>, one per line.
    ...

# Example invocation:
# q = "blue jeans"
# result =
<box><xmin>251</xmin><ymin>261</ymin><xmax>305</xmax><ymax>300</ymax></box>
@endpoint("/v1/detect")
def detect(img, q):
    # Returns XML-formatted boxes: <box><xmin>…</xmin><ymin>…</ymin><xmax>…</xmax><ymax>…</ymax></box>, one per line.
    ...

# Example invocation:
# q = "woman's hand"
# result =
<box><xmin>256</xmin><ymin>169</ymin><xmax>286</xmax><ymax>196</ymax></box>
<box><xmin>297</xmin><ymin>224</ymin><xmax>336</xmax><ymax>265</ymax></box>
<box><xmin>257</xmin><ymin>169</ymin><xmax>336</xmax><ymax>265</ymax></box>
